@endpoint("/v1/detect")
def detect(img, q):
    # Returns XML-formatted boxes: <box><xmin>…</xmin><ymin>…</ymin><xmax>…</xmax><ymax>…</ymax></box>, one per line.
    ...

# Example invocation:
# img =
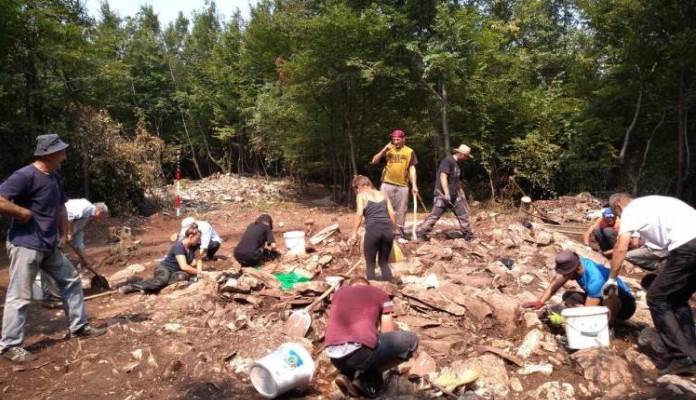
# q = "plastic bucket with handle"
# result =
<box><xmin>283</xmin><ymin>231</ymin><xmax>306</xmax><ymax>255</ymax></box>
<box><xmin>561</xmin><ymin>306</ymin><xmax>610</xmax><ymax>349</ymax></box>
<box><xmin>249</xmin><ymin>342</ymin><xmax>315</xmax><ymax>399</ymax></box>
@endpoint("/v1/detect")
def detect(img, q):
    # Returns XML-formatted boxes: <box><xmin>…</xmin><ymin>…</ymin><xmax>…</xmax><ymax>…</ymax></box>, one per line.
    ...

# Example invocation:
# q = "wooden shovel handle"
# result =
<box><xmin>305</xmin><ymin>259</ymin><xmax>362</xmax><ymax>312</ymax></box>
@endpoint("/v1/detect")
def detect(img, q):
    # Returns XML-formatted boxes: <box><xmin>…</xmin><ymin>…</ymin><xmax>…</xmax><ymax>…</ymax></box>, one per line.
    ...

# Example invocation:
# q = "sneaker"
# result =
<box><xmin>415</xmin><ymin>233</ymin><xmax>429</xmax><ymax>242</ymax></box>
<box><xmin>396</xmin><ymin>237</ymin><xmax>409</xmax><ymax>244</ymax></box>
<box><xmin>71</xmin><ymin>325</ymin><xmax>107</xmax><ymax>339</ymax></box>
<box><xmin>334</xmin><ymin>375</ymin><xmax>359</xmax><ymax>397</ymax></box>
<box><xmin>659</xmin><ymin>357</ymin><xmax>695</xmax><ymax>376</ymax></box>
<box><xmin>1</xmin><ymin>347</ymin><xmax>37</xmax><ymax>363</ymax></box>
<box><xmin>462</xmin><ymin>231</ymin><xmax>475</xmax><ymax>242</ymax></box>
<box><xmin>355</xmin><ymin>371</ymin><xmax>385</xmax><ymax>399</ymax></box>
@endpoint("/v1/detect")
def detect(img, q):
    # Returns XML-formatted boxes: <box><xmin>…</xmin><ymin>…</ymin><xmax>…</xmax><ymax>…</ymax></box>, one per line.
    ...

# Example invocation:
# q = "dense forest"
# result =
<box><xmin>0</xmin><ymin>0</ymin><xmax>694</xmax><ymax>213</ymax></box>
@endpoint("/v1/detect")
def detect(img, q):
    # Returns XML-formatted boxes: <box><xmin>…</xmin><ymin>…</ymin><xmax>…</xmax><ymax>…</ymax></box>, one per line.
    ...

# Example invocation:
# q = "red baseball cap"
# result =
<box><xmin>390</xmin><ymin>129</ymin><xmax>406</xmax><ymax>138</ymax></box>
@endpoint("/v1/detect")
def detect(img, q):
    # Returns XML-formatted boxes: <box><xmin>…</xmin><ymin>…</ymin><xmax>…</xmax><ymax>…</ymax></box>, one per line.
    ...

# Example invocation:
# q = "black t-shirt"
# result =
<box><xmin>160</xmin><ymin>241</ymin><xmax>198</xmax><ymax>273</ymax></box>
<box><xmin>234</xmin><ymin>223</ymin><xmax>275</xmax><ymax>256</ymax></box>
<box><xmin>433</xmin><ymin>156</ymin><xmax>461</xmax><ymax>201</ymax></box>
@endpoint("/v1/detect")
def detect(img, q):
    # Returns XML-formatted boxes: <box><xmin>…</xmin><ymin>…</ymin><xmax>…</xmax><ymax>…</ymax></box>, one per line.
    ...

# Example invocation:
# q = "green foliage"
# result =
<box><xmin>1</xmin><ymin>0</ymin><xmax>695</xmax><ymax>213</ymax></box>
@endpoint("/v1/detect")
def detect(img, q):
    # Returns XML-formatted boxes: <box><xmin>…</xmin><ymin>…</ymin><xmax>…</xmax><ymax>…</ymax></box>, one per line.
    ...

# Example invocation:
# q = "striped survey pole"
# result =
<box><xmin>175</xmin><ymin>148</ymin><xmax>182</xmax><ymax>217</ymax></box>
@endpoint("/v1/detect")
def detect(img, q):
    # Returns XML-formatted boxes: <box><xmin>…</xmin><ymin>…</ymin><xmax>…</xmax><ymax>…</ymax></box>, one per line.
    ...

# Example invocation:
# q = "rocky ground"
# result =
<box><xmin>0</xmin><ymin>174</ymin><xmax>695</xmax><ymax>400</ymax></box>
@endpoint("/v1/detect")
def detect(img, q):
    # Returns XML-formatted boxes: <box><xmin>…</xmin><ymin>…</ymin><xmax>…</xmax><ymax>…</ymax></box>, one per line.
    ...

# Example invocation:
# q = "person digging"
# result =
<box><xmin>523</xmin><ymin>250</ymin><xmax>636</xmax><ymax>328</ymax></box>
<box><xmin>119</xmin><ymin>226</ymin><xmax>202</xmax><ymax>294</ymax></box>
<box><xmin>233</xmin><ymin>214</ymin><xmax>280</xmax><ymax>267</ymax></box>
<box><xmin>325</xmin><ymin>277</ymin><xmax>418</xmax><ymax>398</ymax></box>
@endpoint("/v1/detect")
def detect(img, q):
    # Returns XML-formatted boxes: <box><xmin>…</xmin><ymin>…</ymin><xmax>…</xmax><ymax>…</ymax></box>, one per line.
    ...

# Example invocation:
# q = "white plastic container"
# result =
<box><xmin>32</xmin><ymin>274</ymin><xmax>44</xmax><ymax>300</ymax></box>
<box><xmin>249</xmin><ymin>342</ymin><xmax>315</xmax><ymax>399</ymax></box>
<box><xmin>561</xmin><ymin>306</ymin><xmax>610</xmax><ymax>349</ymax></box>
<box><xmin>283</xmin><ymin>231</ymin><xmax>306</xmax><ymax>255</ymax></box>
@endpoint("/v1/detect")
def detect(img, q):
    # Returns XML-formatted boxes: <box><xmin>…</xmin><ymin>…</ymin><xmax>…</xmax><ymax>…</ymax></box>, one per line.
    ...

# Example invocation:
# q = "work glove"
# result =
<box><xmin>601</xmin><ymin>278</ymin><xmax>618</xmax><ymax>297</ymax></box>
<box><xmin>522</xmin><ymin>300</ymin><xmax>544</xmax><ymax>310</ymax></box>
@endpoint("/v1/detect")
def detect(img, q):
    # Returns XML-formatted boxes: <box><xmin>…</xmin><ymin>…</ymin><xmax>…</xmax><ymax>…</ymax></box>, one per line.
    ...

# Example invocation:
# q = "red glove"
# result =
<box><xmin>522</xmin><ymin>300</ymin><xmax>544</xmax><ymax>310</ymax></box>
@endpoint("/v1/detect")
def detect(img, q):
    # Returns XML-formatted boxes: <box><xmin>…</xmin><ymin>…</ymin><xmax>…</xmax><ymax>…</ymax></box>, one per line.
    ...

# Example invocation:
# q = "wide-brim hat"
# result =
<box><xmin>34</xmin><ymin>133</ymin><xmax>69</xmax><ymax>157</ymax></box>
<box><xmin>453</xmin><ymin>144</ymin><xmax>473</xmax><ymax>157</ymax></box>
<box><xmin>555</xmin><ymin>250</ymin><xmax>580</xmax><ymax>275</ymax></box>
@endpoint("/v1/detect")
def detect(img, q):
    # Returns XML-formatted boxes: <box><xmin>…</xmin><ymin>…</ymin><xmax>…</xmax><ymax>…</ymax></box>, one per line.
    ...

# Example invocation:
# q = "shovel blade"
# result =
<box><xmin>91</xmin><ymin>275</ymin><xmax>111</xmax><ymax>291</ymax></box>
<box><xmin>285</xmin><ymin>310</ymin><xmax>311</xmax><ymax>338</ymax></box>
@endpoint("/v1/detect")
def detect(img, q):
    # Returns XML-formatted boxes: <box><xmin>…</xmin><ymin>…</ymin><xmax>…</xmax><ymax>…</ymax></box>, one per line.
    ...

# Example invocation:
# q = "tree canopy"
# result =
<box><xmin>1</xmin><ymin>0</ymin><xmax>694</xmax><ymax>212</ymax></box>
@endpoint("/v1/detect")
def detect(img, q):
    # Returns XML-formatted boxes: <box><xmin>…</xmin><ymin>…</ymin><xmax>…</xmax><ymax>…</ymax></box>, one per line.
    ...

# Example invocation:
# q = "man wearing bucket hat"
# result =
<box><xmin>523</xmin><ymin>250</ymin><xmax>636</xmax><ymax>327</ymax></box>
<box><xmin>178</xmin><ymin>216</ymin><xmax>222</xmax><ymax>260</ymax></box>
<box><xmin>325</xmin><ymin>277</ymin><xmax>418</xmax><ymax>398</ymax></box>
<box><xmin>583</xmin><ymin>207</ymin><xmax>621</xmax><ymax>253</ymax></box>
<box><xmin>0</xmin><ymin>133</ymin><xmax>106</xmax><ymax>363</ymax></box>
<box><xmin>415</xmin><ymin>144</ymin><xmax>475</xmax><ymax>241</ymax></box>
<box><xmin>371</xmin><ymin>129</ymin><xmax>419</xmax><ymax>243</ymax></box>
<box><xmin>606</xmin><ymin>193</ymin><xmax>696</xmax><ymax>375</ymax></box>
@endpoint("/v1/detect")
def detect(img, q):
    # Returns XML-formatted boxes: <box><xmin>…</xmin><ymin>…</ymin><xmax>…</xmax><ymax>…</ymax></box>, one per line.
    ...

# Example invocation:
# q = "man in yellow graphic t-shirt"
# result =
<box><xmin>371</xmin><ymin>129</ymin><xmax>418</xmax><ymax>242</ymax></box>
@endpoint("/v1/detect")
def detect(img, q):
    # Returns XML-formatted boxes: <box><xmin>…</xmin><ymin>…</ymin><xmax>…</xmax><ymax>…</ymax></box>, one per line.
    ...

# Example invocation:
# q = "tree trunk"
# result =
<box><xmin>440</xmin><ymin>77</ymin><xmax>450</xmax><ymax>153</ymax></box>
<box><xmin>619</xmin><ymin>81</ymin><xmax>642</xmax><ymax>160</ymax></box>
<box><xmin>632</xmin><ymin>109</ymin><xmax>665</xmax><ymax>195</ymax></box>
<box><xmin>677</xmin><ymin>73</ymin><xmax>685</xmax><ymax>197</ymax></box>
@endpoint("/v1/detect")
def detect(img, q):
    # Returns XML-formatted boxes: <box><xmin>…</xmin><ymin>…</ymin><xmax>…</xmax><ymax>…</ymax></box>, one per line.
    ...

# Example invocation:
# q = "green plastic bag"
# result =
<box><xmin>273</xmin><ymin>272</ymin><xmax>310</xmax><ymax>290</ymax></box>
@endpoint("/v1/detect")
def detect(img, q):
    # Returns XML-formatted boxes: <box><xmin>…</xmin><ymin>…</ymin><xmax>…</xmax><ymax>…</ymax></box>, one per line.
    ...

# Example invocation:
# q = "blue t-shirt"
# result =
<box><xmin>0</xmin><ymin>164</ymin><xmax>67</xmax><ymax>252</ymax></box>
<box><xmin>576</xmin><ymin>257</ymin><xmax>634</xmax><ymax>299</ymax></box>
<box><xmin>160</xmin><ymin>241</ymin><xmax>198</xmax><ymax>273</ymax></box>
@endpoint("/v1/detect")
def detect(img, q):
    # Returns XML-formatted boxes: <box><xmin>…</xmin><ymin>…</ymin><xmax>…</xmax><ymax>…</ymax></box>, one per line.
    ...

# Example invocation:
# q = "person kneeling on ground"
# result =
<box><xmin>583</xmin><ymin>207</ymin><xmax>620</xmax><ymax>253</ymax></box>
<box><xmin>350</xmin><ymin>175</ymin><xmax>397</xmax><ymax>282</ymax></box>
<box><xmin>523</xmin><ymin>250</ymin><xmax>636</xmax><ymax>327</ymax></box>
<box><xmin>179</xmin><ymin>217</ymin><xmax>223</xmax><ymax>261</ymax></box>
<box><xmin>119</xmin><ymin>227</ymin><xmax>202</xmax><ymax>294</ymax></box>
<box><xmin>233</xmin><ymin>214</ymin><xmax>280</xmax><ymax>267</ymax></box>
<box><xmin>325</xmin><ymin>277</ymin><xmax>418</xmax><ymax>398</ymax></box>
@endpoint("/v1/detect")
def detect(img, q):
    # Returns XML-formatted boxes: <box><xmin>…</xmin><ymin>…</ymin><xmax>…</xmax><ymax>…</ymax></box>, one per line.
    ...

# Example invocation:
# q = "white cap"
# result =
<box><xmin>181</xmin><ymin>217</ymin><xmax>196</xmax><ymax>229</ymax></box>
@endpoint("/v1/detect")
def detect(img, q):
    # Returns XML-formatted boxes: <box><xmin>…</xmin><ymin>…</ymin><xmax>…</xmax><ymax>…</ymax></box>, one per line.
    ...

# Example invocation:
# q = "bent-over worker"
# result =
<box><xmin>233</xmin><ymin>214</ymin><xmax>280</xmax><ymax>267</ymax></box>
<box><xmin>179</xmin><ymin>217</ymin><xmax>222</xmax><ymax>260</ymax></box>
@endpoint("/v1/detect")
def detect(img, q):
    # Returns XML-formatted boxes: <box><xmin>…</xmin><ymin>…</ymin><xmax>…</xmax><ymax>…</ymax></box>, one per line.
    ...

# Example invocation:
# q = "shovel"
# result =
<box><xmin>411</xmin><ymin>191</ymin><xmax>418</xmax><ymax>241</ymax></box>
<box><xmin>82</xmin><ymin>262</ymin><xmax>110</xmax><ymax>291</ymax></box>
<box><xmin>285</xmin><ymin>260</ymin><xmax>361</xmax><ymax>338</ymax></box>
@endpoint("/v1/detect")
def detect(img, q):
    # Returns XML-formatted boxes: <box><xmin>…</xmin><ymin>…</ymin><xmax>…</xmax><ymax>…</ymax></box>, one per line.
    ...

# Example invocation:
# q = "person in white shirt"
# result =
<box><xmin>65</xmin><ymin>199</ymin><xmax>108</xmax><ymax>269</ymax></box>
<box><xmin>178</xmin><ymin>217</ymin><xmax>223</xmax><ymax>260</ymax></box>
<box><xmin>607</xmin><ymin>193</ymin><xmax>696</xmax><ymax>375</ymax></box>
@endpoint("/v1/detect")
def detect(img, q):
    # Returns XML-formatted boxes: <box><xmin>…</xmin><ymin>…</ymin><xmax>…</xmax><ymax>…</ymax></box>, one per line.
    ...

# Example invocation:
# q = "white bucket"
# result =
<box><xmin>32</xmin><ymin>274</ymin><xmax>44</xmax><ymax>300</ymax></box>
<box><xmin>249</xmin><ymin>342</ymin><xmax>315</xmax><ymax>399</ymax></box>
<box><xmin>561</xmin><ymin>306</ymin><xmax>610</xmax><ymax>349</ymax></box>
<box><xmin>283</xmin><ymin>231</ymin><xmax>306</xmax><ymax>255</ymax></box>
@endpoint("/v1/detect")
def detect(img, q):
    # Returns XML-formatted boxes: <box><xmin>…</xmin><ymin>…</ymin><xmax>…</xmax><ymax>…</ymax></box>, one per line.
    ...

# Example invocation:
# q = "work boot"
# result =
<box><xmin>659</xmin><ymin>357</ymin><xmax>695</xmax><ymax>376</ymax></box>
<box><xmin>118</xmin><ymin>284</ymin><xmax>139</xmax><ymax>295</ymax></box>
<box><xmin>1</xmin><ymin>347</ymin><xmax>37</xmax><ymax>363</ymax></box>
<box><xmin>71</xmin><ymin>325</ymin><xmax>107</xmax><ymax>339</ymax></box>
<box><xmin>334</xmin><ymin>375</ymin><xmax>359</xmax><ymax>397</ymax></box>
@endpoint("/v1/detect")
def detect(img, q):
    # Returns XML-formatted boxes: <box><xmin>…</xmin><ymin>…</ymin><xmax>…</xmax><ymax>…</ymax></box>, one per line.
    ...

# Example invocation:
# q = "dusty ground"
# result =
<box><xmin>0</xmin><ymin>178</ymin><xmax>694</xmax><ymax>400</ymax></box>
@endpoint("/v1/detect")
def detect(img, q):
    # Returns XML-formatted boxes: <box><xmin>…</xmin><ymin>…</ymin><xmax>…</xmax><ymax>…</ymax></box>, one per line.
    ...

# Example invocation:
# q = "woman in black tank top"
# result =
<box><xmin>350</xmin><ymin>175</ymin><xmax>397</xmax><ymax>281</ymax></box>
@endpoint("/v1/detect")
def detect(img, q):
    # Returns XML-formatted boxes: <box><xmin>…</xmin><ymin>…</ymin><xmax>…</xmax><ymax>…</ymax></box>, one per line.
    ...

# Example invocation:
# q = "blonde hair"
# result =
<box><xmin>351</xmin><ymin>175</ymin><xmax>373</xmax><ymax>191</ymax></box>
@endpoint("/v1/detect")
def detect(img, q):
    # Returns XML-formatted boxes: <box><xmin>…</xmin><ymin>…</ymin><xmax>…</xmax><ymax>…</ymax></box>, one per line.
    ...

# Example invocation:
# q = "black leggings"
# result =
<box><xmin>363</xmin><ymin>224</ymin><xmax>393</xmax><ymax>281</ymax></box>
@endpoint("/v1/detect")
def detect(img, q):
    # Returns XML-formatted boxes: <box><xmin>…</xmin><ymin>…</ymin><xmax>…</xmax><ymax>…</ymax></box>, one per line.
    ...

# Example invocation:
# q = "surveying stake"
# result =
<box><xmin>175</xmin><ymin>148</ymin><xmax>182</xmax><ymax>217</ymax></box>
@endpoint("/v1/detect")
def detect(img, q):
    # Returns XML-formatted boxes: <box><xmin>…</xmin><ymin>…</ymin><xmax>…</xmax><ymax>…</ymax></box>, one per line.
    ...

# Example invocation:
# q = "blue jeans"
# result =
<box><xmin>1</xmin><ymin>243</ymin><xmax>87</xmax><ymax>351</ymax></box>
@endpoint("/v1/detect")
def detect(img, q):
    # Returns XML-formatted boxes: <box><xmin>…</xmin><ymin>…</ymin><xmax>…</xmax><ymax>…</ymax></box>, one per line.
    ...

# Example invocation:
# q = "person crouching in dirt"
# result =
<box><xmin>325</xmin><ymin>277</ymin><xmax>418</xmax><ymax>398</ymax></box>
<box><xmin>523</xmin><ymin>250</ymin><xmax>636</xmax><ymax>327</ymax></box>
<box><xmin>233</xmin><ymin>214</ymin><xmax>280</xmax><ymax>267</ymax></box>
<box><xmin>583</xmin><ymin>207</ymin><xmax>620</xmax><ymax>253</ymax></box>
<box><xmin>119</xmin><ymin>227</ymin><xmax>202</xmax><ymax>294</ymax></box>
<box><xmin>179</xmin><ymin>217</ymin><xmax>222</xmax><ymax>260</ymax></box>
<box><xmin>350</xmin><ymin>175</ymin><xmax>397</xmax><ymax>282</ymax></box>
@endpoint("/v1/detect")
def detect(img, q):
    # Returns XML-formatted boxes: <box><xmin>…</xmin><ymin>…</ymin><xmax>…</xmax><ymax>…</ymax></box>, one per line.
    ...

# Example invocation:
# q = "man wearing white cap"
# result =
<box><xmin>178</xmin><ymin>217</ymin><xmax>222</xmax><ymax>260</ymax></box>
<box><xmin>0</xmin><ymin>133</ymin><xmax>105</xmax><ymax>363</ymax></box>
<box><xmin>416</xmin><ymin>145</ymin><xmax>474</xmax><ymax>241</ymax></box>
